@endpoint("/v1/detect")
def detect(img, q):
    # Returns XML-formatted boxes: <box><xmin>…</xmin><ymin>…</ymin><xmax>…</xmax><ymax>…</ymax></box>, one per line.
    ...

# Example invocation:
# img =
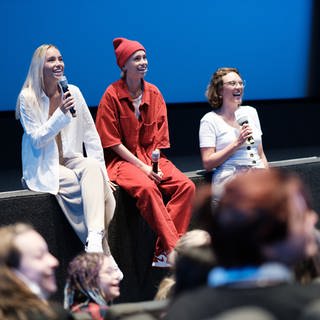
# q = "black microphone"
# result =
<box><xmin>151</xmin><ymin>149</ymin><xmax>160</xmax><ymax>173</ymax></box>
<box><xmin>59</xmin><ymin>76</ymin><xmax>76</xmax><ymax>117</ymax></box>
<box><xmin>234</xmin><ymin>108</ymin><xmax>254</xmax><ymax>145</ymax></box>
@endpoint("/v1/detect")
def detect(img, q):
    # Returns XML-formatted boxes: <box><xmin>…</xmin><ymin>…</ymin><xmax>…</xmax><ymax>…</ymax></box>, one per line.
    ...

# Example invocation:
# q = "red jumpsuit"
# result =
<box><xmin>96</xmin><ymin>79</ymin><xmax>195</xmax><ymax>255</ymax></box>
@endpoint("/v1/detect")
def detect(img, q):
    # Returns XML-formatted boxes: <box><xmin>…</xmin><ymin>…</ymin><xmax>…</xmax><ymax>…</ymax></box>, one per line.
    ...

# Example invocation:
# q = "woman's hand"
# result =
<box><xmin>110</xmin><ymin>144</ymin><xmax>164</xmax><ymax>183</ymax></box>
<box><xmin>141</xmin><ymin>163</ymin><xmax>163</xmax><ymax>183</ymax></box>
<box><xmin>60</xmin><ymin>92</ymin><xmax>75</xmax><ymax>114</ymax></box>
<box><xmin>237</xmin><ymin>123</ymin><xmax>253</xmax><ymax>146</ymax></box>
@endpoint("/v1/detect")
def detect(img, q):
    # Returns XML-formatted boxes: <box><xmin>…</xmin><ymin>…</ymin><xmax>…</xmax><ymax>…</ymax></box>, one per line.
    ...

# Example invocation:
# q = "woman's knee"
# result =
<box><xmin>79</xmin><ymin>158</ymin><xmax>106</xmax><ymax>180</ymax></box>
<box><xmin>82</xmin><ymin>157</ymin><xmax>101</xmax><ymax>170</ymax></box>
<box><xmin>135</xmin><ymin>180</ymin><xmax>160</xmax><ymax>199</ymax></box>
<box><xmin>180</xmin><ymin>178</ymin><xmax>196</xmax><ymax>195</ymax></box>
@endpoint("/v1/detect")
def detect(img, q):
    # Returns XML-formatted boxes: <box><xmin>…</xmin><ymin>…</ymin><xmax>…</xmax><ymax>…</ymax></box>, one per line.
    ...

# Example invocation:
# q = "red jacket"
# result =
<box><xmin>96</xmin><ymin>79</ymin><xmax>170</xmax><ymax>180</ymax></box>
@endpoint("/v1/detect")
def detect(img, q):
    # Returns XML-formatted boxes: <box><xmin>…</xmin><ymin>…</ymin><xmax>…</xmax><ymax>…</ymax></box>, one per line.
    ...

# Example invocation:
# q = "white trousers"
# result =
<box><xmin>55</xmin><ymin>156</ymin><xmax>116</xmax><ymax>245</ymax></box>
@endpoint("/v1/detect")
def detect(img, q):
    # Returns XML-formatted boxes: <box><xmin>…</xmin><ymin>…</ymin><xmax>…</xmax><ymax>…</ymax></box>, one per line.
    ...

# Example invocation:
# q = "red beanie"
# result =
<box><xmin>113</xmin><ymin>37</ymin><xmax>146</xmax><ymax>69</ymax></box>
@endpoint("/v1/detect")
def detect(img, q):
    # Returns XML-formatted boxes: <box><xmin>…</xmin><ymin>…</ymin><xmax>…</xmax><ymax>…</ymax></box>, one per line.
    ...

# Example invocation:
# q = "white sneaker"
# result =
<box><xmin>152</xmin><ymin>252</ymin><xmax>171</xmax><ymax>268</ymax></box>
<box><xmin>85</xmin><ymin>230</ymin><xmax>104</xmax><ymax>253</ymax></box>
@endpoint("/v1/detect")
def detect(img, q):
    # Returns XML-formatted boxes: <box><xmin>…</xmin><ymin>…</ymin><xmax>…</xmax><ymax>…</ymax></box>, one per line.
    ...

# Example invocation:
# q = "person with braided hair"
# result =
<box><xmin>64</xmin><ymin>252</ymin><xmax>122</xmax><ymax>320</ymax></box>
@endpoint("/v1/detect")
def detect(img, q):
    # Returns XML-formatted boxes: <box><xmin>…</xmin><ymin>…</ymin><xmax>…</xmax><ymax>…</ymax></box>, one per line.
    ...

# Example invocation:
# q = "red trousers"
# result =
<box><xmin>114</xmin><ymin>158</ymin><xmax>195</xmax><ymax>255</ymax></box>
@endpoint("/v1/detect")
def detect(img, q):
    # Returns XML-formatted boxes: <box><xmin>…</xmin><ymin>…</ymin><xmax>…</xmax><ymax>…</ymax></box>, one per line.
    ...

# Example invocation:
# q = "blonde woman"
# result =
<box><xmin>16</xmin><ymin>45</ymin><xmax>121</xmax><ymax>277</ymax></box>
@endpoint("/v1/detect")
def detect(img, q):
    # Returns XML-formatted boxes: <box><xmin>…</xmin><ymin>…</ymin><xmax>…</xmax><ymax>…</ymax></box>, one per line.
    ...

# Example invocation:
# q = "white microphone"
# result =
<box><xmin>151</xmin><ymin>149</ymin><xmax>160</xmax><ymax>173</ymax></box>
<box><xmin>234</xmin><ymin>107</ymin><xmax>254</xmax><ymax>145</ymax></box>
<box><xmin>59</xmin><ymin>76</ymin><xmax>76</xmax><ymax>117</ymax></box>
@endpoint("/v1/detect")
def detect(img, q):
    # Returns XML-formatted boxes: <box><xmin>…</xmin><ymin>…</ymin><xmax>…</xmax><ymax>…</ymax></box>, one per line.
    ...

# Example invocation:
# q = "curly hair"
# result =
<box><xmin>64</xmin><ymin>252</ymin><xmax>108</xmax><ymax>309</ymax></box>
<box><xmin>205</xmin><ymin>67</ymin><xmax>241</xmax><ymax>110</ymax></box>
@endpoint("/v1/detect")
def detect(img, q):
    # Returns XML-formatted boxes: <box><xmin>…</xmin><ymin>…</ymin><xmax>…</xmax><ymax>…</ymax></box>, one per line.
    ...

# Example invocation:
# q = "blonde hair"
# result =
<box><xmin>154</xmin><ymin>276</ymin><xmax>175</xmax><ymax>301</ymax></box>
<box><xmin>168</xmin><ymin>229</ymin><xmax>211</xmax><ymax>265</ymax></box>
<box><xmin>16</xmin><ymin>44</ymin><xmax>57</xmax><ymax>120</ymax></box>
<box><xmin>155</xmin><ymin>229</ymin><xmax>212</xmax><ymax>301</ymax></box>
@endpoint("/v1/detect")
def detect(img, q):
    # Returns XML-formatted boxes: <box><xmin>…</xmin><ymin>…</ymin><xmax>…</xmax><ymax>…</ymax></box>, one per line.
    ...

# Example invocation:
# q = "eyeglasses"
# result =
<box><xmin>223</xmin><ymin>80</ymin><xmax>246</xmax><ymax>88</ymax></box>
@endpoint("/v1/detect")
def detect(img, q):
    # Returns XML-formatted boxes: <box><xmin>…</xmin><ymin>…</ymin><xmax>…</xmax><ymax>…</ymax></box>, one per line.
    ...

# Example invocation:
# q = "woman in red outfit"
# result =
<box><xmin>96</xmin><ymin>37</ymin><xmax>195</xmax><ymax>267</ymax></box>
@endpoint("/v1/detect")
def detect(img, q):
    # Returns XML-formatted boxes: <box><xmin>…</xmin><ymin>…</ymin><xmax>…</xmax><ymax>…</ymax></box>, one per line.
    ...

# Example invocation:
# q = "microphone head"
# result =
<box><xmin>234</xmin><ymin>108</ymin><xmax>249</xmax><ymax>126</ymax></box>
<box><xmin>59</xmin><ymin>76</ymin><xmax>68</xmax><ymax>90</ymax></box>
<box><xmin>151</xmin><ymin>149</ymin><xmax>160</xmax><ymax>162</ymax></box>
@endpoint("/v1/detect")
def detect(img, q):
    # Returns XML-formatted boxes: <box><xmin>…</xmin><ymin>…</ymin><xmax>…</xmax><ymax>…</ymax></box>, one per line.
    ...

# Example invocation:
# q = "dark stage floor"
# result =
<box><xmin>1</xmin><ymin>145</ymin><xmax>320</xmax><ymax>193</ymax></box>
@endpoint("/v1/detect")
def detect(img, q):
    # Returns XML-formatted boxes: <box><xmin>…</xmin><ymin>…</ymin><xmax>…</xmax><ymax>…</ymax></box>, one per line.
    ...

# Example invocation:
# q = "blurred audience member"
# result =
<box><xmin>0</xmin><ymin>223</ymin><xmax>72</xmax><ymax>320</ymax></box>
<box><xmin>155</xmin><ymin>229</ymin><xmax>214</xmax><ymax>301</ymax></box>
<box><xmin>166</xmin><ymin>169</ymin><xmax>320</xmax><ymax>320</ymax></box>
<box><xmin>64</xmin><ymin>252</ymin><xmax>122</xmax><ymax>320</ymax></box>
<box><xmin>294</xmin><ymin>228</ymin><xmax>320</xmax><ymax>284</ymax></box>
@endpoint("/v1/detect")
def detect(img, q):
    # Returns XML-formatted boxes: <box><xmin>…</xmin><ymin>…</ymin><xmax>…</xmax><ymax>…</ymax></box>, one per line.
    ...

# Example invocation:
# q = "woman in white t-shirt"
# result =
<box><xmin>199</xmin><ymin>67</ymin><xmax>268</xmax><ymax>199</ymax></box>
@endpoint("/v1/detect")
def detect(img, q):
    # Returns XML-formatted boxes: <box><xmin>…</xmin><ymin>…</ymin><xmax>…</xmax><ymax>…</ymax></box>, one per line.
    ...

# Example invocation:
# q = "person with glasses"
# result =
<box><xmin>64</xmin><ymin>252</ymin><xmax>123</xmax><ymax>320</ymax></box>
<box><xmin>199</xmin><ymin>67</ymin><xmax>268</xmax><ymax>200</ymax></box>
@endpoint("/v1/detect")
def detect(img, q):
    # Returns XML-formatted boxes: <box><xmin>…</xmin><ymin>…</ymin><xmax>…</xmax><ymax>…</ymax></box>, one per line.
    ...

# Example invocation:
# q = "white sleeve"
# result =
<box><xmin>249</xmin><ymin>107</ymin><xmax>262</xmax><ymax>135</ymax></box>
<box><xmin>199</xmin><ymin>116</ymin><xmax>217</xmax><ymax>148</ymax></box>
<box><xmin>19</xmin><ymin>93</ymin><xmax>71</xmax><ymax>149</ymax></box>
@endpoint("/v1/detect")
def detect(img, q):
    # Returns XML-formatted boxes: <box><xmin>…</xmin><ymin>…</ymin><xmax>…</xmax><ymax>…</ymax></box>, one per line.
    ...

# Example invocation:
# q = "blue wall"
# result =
<box><xmin>0</xmin><ymin>0</ymin><xmax>313</xmax><ymax>111</ymax></box>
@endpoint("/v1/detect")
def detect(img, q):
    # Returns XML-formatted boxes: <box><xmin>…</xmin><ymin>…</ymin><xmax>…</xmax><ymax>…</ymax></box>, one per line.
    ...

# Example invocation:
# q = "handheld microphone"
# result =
<box><xmin>59</xmin><ymin>76</ymin><xmax>76</xmax><ymax>117</ymax></box>
<box><xmin>151</xmin><ymin>149</ymin><xmax>160</xmax><ymax>173</ymax></box>
<box><xmin>234</xmin><ymin>108</ymin><xmax>254</xmax><ymax>145</ymax></box>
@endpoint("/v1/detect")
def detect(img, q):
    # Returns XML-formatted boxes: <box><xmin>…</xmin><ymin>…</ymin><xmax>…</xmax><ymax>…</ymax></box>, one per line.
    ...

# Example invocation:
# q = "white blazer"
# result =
<box><xmin>18</xmin><ymin>84</ymin><xmax>108</xmax><ymax>194</ymax></box>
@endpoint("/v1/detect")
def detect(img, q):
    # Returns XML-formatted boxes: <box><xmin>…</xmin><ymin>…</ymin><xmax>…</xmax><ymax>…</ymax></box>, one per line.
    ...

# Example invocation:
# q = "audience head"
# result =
<box><xmin>0</xmin><ymin>223</ymin><xmax>60</xmax><ymax>320</ymax></box>
<box><xmin>205</xmin><ymin>67</ymin><xmax>241</xmax><ymax>110</ymax></box>
<box><xmin>210</xmin><ymin>168</ymin><xmax>318</xmax><ymax>268</ymax></box>
<box><xmin>154</xmin><ymin>276</ymin><xmax>176</xmax><ymax>301</ymax></box>
<box><xmin>64</xmin><ymin>252</ymin><xmax>122</xmax><ymax>309</ymax></box>
<box><xmin>155</xmin><ymin>229</ymin><xmax>215</xmax><ymax>300</ymax></box>
<box><xmin>174</xmin><ymin>245</ymin><xmax>216</xmax><ymax>297</ymax></box>
<box><xmin>0</xmin><ymin>222</ymin><xmax>59</xmax><ymax>299</ymax></box>
<box><xmin>168</xmin><ymin>229</ymin><xmax>212</xmax><ymax>265</ymax></box>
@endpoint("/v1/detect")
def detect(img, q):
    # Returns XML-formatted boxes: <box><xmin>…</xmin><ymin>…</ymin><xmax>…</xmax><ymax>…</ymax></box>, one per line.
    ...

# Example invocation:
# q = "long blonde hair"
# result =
<box><xmin>15</xmin><ymin>44</ymin><xmax>57</xmax><ymax>120</ymax></box>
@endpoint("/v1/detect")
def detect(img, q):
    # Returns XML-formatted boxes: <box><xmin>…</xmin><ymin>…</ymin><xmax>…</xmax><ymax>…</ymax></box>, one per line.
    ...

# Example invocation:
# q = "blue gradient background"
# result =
<box><xmin>0</xmin><ymin>0</ymin><xmax>313</xmax><ymax>110</ymax></box>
